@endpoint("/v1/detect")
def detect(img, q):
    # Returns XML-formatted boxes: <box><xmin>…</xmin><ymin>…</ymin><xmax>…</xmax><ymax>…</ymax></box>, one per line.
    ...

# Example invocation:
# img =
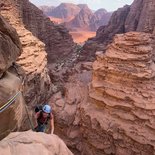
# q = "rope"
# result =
<box><xmin>24</xmin><ymin>103</ymin><xmax>34</xmax><ymax>130</ymax></box>
<box><xmin>0</xmin><ymin>91</ymin><xmax>21</xmax><ymax>113</ymax></box>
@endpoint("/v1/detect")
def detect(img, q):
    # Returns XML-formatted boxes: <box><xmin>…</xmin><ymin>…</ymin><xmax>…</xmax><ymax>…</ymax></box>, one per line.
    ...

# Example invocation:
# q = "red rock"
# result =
<box><xmin>0</xmin><ymin>131</ymin><xmax>73</xmax><ymax>155</ymax></box>
<box><xmin>51</xmin><ymin>32</ymin><xmax>155</xmax><ymax>155</ymax></box>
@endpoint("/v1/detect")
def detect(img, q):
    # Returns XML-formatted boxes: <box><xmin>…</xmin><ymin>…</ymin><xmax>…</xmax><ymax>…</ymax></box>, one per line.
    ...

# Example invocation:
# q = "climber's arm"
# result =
<box><xmin>50</xmin><ymin>113</ymin><xmax>54</xmax><ymax>134</ymax></box>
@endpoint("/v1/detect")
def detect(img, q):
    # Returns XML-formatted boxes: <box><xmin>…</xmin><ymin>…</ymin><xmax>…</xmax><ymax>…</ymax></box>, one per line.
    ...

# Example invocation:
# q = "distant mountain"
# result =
<box><xmin>77</xmin><ymin>4</ymin><xmax>89</xmax><ymax>9</ymax></box>
<box><xmin>66</xmin><ymin>5</ymin><xmax>93</xmax><ymax>31</ymax></box>
<box><xmin>90</xmin><ymin>9</ymin><xmax>113</xmax><ymax>31</ymax></box>
<box><xmin>50</xmin><ymin>3</ymin><xmax>80</xmax><ymax>19</ymax></box>
<box><xmin>40</xmin><ymin>3</ymin><xmax>112</xmax><ymax>31</ymax></box>
<box><xmin>39</xmin><ymin>6</ymin><xmax>55</xmax><ymax>16</ymax></box>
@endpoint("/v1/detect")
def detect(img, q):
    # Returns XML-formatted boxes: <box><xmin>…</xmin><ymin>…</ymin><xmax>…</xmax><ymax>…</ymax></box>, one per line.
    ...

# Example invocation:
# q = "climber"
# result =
<box><xmin>34</xmin><ymin>104</ymin><xmax>54</xmax><ymax>134</ymax></box>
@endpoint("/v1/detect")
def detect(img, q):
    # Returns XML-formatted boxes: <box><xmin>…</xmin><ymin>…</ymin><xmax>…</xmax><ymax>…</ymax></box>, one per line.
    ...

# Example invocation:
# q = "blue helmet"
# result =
<box><xmin>42</xmin><ymin>104</ymin><xmax>51</xmax><ymax>113</ymax></box>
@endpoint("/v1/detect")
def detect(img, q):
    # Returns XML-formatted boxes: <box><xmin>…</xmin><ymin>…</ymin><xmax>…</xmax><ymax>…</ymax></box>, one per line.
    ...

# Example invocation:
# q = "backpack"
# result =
<box><xmin>35</xmin><ymin>105</ymin><xmax>43</xmax><ymax>113</ymax></box>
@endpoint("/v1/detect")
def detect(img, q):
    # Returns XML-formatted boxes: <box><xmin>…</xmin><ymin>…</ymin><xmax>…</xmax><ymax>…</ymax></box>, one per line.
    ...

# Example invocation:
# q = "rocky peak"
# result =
<box><xmin>77</xmin><ymin>4</ymin><xmax>89</xmax><ymax>9</ymax></box>
<box><xmin>67</xmin><ymin>5</ymin><xmax>93</xmax><ymax>30</ymax></box>
<box><xmin>94</xmin><ymin>8</ymin><xmax>108</xmax><ymax>17</ymax></box>
<box><xmin>51</xmin><ymin>3</ymin><xmax>80</xmax><ymax>19</ymax></box>
<box><xmin>39</xmin><ymin>5</ymin><xmax>55</xmax><ymax>16</ymax></box>
<box><xmin>40</xmin><ymin>3</ymin><xmax>111</xmax><ymax>32</ymax></box>
<box><xmin>90</xmin><ymin>9</ymin><xmax>112</xmax><ymax>31</ymax></box>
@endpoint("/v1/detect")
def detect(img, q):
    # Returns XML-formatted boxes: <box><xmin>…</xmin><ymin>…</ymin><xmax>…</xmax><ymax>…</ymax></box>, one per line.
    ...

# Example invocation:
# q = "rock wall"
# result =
<box><xmin>0</xmin><ymin>15</ymin><xmax>21</xmax><ymax>76</ymax></box>
<box><xmin>0</xmin><ymin>0</ymin><xmax>52</xmax><ymax>106</ymax></box>
<box><xmin>0</xmin><ymin>14</ymin><xmax>25</xmax><ymax>140</ymax></box>
<box><xmin>87</xmin><ymin>32</ymin><xmax>155</xmax><ymax>154</ymax></box>
<box><xmin>51</xmin><ymin>32</ymin><xmax>155</xmax><ymax>155</ymax></box>
<box><xmin>0</xmin><ymin>131</ymin><xmax>73</xmax><ymax>155</ymax></box>
<box><xmin>95</xmin><ymin>0</ymin><xmax>155</xmax><ymax>42</ymax></box>
<box><xmin>21</xmin><ymin>0</ymin><xmax>74</xmax><ymax>63</ymax></box>
<box><xmin>80</xmin><ymin>0</ymin><xmax>155</xmax><ymax>61</ymax></box>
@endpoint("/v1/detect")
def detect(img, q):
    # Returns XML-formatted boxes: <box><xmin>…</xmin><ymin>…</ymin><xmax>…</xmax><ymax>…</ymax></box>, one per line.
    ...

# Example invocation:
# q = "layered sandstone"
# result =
<box><xmin>0</xmin><ymin>131</ymin><xmax>73</xmax><ymax>155</ymax></box>
<box><xmin>0</xmin><ymin>0</ymin><xmax>52</xmax><ymax>106</ymax></box>
<box><xmin>88</xmin><ymin>32</ymin><xmax>155</xmax><ymax>154</ymax></box>
<box><xmin>51</xmin><ymin>32</ymin><xmax>155</xmax><ymax>154</ymax></box>
<box><xmin>21</xmin><ymin>0</ymin><xmax>74</xmax><ymax>63</ymax></box>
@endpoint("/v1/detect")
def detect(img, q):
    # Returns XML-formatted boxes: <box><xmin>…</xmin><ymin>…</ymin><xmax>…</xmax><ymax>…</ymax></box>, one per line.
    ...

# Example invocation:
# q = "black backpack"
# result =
<box><xmin>35</xmin><ymin>105</ymin><xmax>43</xmax><ymax>113</ymax></box>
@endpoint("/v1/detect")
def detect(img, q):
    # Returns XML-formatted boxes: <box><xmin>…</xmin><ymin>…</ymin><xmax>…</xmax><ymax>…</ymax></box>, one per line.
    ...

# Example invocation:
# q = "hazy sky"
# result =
<box><xmin>30</xmin><ymin>0</ymin><xmax>134</xmax><ymax>11</ymax></box>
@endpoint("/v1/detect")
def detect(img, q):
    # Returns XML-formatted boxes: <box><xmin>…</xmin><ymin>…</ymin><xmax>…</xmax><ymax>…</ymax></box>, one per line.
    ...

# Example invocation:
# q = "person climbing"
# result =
<box><xmin>34</xmin><ymin>104</ymin><xmax>54</xmax><ymax>134</ymax></box>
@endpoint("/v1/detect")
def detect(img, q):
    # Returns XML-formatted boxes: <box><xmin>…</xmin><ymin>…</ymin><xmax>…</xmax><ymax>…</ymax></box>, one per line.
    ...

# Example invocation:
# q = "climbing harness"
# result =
<box><xmin>0</xmin><ymin>91</ymin><xmax>21</xmax><ymax>113</ymax></box>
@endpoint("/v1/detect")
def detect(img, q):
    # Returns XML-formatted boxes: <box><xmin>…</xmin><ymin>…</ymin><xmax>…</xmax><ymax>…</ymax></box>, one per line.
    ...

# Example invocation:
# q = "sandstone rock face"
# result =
<box><xmin>79</xmin><ymin>5</ymin><xmax>130</xmax><ymax>61</ymax></box>
<box><xmin>81</xmin><ymin>0</ymin><xmax>155</xmax><ymax>61</ymax></box>
<box><xmin>0</xmin><ymin>72</ymin><xmax>25</xmax><ymax>140</ymax></box>
<box><xmin>0</xmin><ymin>13</ymin><xmax>25</xmax><ymax>140</ymax></box>
<box><xmin>0</xmin><ymin>131</ymin><xmax>73</xmax><ymax>155</ymax></box>
<box><xmin>21</xmin><ymin>0</ymin><xmax>75</xmax><ymax>63</ymax></box>
<box><xmin>95</xmin><ymin>0</ymin><xmax>155</xmax><ymax>43</ymax></box>
<box><xmin>0</xmin><ymin>15</ymin><xmax>21</xmax><ymax>76</ymax></box>
<box><xmin>95</xmin><ymin>5</ymin><xmax>130</xmax><ymax>43</ymax></box>
<box><xmin>125</xmin><ymin>0</ymin><xmax>155</xmax><ymax>33</ymax></box>
<box><xmin>89</xmin><ymin>32</ymin><xmax>155</xmax><ymax>154</ymax></box>
<box><xmin>51</xmin><ymin>32</ymin><xmax>155</xmax><ymax>154</ymax></box>
<box><xmin>0</xmin><ymin>0</ymin><xmax>52</xmax><ymax>106</ymax></box>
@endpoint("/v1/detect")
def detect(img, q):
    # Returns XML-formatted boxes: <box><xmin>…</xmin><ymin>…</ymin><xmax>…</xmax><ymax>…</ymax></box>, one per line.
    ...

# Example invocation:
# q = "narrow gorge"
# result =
<box><xmin>1</xmin><ymin>0</ymin><xmax>155</xmax><ymax>155</ymax></box>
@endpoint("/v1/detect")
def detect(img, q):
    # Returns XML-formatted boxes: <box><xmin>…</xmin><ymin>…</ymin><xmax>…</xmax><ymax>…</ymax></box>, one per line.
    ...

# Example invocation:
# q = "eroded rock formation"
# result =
<box><xmin>0</xmin><ymin>14</ymin><xmax>25</xmax><ymax>140</ymax></box>
<box><xmin>0</xmin><ymin>0</ymin><xmax>52</xmax><ymax>106</ymax></box>
<box><xmin>81</xmin><ymin>0</ymin><xmax>155</xmax><ymax>61</ymax></box>
<box><xmin>21</xmin><ymin>0</ymin><xmax>75</xmax><ymax>63</ymax></box>
<box><xmin>0</xmin><ymin>131</ymin><xmax>73</xmax><ymax>155</ymax></box>
<box><xmin>0</xmin><ymin>15</ymin><xmax>21</xmax><ymax>76</ymax></box>
<box><xmin>51</xmin><ymin>32</ymin><xmax>155</xmax><ymax>155</ymax></box>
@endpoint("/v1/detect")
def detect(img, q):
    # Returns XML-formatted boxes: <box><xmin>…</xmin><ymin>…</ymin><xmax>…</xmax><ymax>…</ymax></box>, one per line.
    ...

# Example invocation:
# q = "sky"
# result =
<box><xmin>30</xmin><ymin>0</ymin><xmax>134</xmax><ymax>11</ymax></box>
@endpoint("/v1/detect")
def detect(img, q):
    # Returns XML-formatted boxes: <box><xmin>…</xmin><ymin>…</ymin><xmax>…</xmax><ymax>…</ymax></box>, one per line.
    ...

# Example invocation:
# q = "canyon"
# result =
<box><xmin>40</xmin><ymin>3</ymin><xmax>112</xmax><ymax>43</ymax></box>
<box><xmin>1</xmin><ymin>0</ymin><xmax>155</xmax><ymax>155</ymax></box>
<box><xmin>40</xmin><ymin>3</ymin><xmax>112</xmax><ymax>32</ymax></box>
